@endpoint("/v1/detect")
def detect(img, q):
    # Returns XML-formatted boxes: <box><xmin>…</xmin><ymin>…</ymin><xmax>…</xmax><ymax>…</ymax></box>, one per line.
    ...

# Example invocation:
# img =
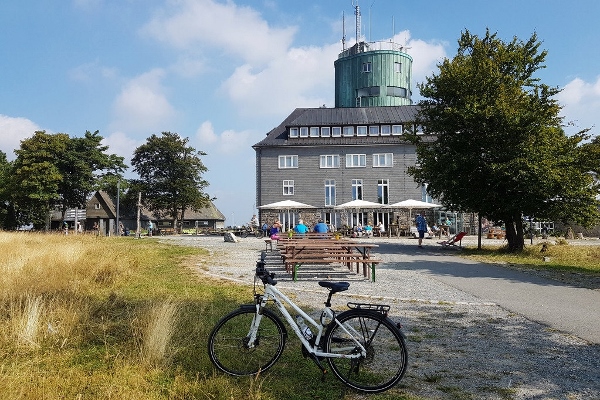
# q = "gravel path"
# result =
<box><xmin>161</xmin><ymin>235</ymin><xmax>600</xmax><ymax>400</ymax></box>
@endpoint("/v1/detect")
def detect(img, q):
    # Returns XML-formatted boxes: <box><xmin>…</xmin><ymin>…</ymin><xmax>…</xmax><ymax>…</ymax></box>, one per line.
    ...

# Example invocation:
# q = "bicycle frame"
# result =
<box><xmin>247</xmin><ymin>282</ymin><xmax>367</xmax><ymax>360</ymax></box>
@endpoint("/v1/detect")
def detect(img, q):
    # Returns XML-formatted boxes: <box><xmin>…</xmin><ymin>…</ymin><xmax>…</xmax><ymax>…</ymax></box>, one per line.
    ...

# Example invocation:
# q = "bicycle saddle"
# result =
<box><xmin>318</xmin><ymin>281</ymin><xmax>350</xmax><ymax>293</ymax></box>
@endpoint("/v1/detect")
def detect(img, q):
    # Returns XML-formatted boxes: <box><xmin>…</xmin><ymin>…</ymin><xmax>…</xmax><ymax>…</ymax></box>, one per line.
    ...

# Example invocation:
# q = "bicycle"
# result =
<box><xmin>207</xmin><ymin>256</ymin><xmax>408</xmax><ymax>393</ymax></box>
<box><xmin>240</xmin><ymin>226</ymin><xmax>264</xmax><ymax>239</ymax></box>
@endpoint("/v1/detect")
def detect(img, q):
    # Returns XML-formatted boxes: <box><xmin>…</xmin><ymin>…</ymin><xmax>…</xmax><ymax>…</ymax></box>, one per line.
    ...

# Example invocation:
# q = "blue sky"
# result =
<box><xmin>1</xmin><ymin>0</ymin><xmax>599</xmax><ymax>227</ymax></box>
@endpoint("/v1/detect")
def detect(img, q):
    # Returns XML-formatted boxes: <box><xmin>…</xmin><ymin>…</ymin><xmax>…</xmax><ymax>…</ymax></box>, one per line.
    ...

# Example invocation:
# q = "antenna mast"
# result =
<box><xmin>342</xmin><ymin>11</ymin><xmax>346</xmax><ymax>50</ymax></box>
<box><xmin>353</xmin><ymin>0</ymin><xmax>361</xmax><ymax>44</ymax></box>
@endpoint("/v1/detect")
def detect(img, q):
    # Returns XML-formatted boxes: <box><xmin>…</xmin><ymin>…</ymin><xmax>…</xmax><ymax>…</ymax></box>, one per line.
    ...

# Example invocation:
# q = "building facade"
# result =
<box><xmin>254</xmin><ymin>36</ymin><xmax>459</xmax><ymax>232</ymax></box>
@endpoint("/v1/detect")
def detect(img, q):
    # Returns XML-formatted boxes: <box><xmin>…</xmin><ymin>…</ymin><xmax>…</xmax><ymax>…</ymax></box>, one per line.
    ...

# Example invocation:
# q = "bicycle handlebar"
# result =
<box><xmin>255</xmin><ymin>261</ymin><xmax>277</xmax><ymax>285</ymax></box>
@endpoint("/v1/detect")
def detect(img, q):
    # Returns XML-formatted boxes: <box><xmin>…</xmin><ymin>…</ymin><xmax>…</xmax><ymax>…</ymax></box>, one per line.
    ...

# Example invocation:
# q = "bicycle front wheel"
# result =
<box><xmin>324</xmin><ymin>309</ymin><xmax>408</xmax><ymax>393</ymax></box>
<box><xmin>208</xmin><ymin>306</ymin><xmax>287</xmax><ymax>376</ymax></box>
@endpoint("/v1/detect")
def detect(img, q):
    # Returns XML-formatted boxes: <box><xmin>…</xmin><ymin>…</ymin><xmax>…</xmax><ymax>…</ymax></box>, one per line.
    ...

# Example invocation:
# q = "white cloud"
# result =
<box><xmin>110</xmin><ymin>69</ymin><xmax>177</xmax><ymax>134</ymax></box>
<box><xmin>221</xmin><ymin>43</ymin><xmax>339</xmax><ymax>116</ymax></box>
<box><xmin>141</xmin><ymin>0</ymin><xmax>296</xmax><ymax>65</ymax></box>
<box><xmin>102</xmin><ymin>130</ymin><xmax>141</xmax><ymax>168</ymax></box>
<box><xmin>68</xmin><ymin>61</ymin><xmax>118</xmax><ymax>83</ymax></box>
<box><xmin>388</xmin><ymin>30</ymin><xmax>447</xmax><ymax>97</ymax></box>
<box><xmin>557</xmin><ymin>76</ymin><xmax>600</xmax><ymax>133</ymax></box>
<box><xmin>194</xmin><ymin>120</ymin><xmax>253</xmax><ymax>155</ymax></box>
<box><xmin>0</xmin><ymin>115</ymin><xmax>42</xmax><ymax>160</ymax></box>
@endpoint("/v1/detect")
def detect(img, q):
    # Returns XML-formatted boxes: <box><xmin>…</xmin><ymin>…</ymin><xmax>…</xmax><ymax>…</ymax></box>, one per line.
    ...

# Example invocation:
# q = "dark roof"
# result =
<box><xmin>253</xmin><ymin>105</ymin><xmax>420</xmax><ymax>148</ymax></box>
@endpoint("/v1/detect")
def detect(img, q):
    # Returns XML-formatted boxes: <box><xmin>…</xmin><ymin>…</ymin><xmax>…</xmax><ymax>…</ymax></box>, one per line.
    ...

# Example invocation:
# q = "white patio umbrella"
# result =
<box><xmin>334</xmin><ymin>199</ymin><xmax>383</xmax><ymax>209</ymax></box>
<box><xmin>335</xmin><ymin>199</ymin><xmax>383</xmax><ymax>228</ymax></box>
<box><xmin>258</xmin><ymin>200</ymin><xmax>315</xmax><ymax>230</ymax></box>
<box><xmin>388</xmin><ymin>199</ymin><xmax>442</xmax><ymax>221</ymax></box>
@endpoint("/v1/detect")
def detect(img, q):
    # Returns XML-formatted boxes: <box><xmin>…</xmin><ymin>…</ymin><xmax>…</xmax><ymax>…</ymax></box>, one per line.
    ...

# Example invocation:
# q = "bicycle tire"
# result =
<box><xmin>240</xmin><ymin>230</ymin><xmax>249</xmax><ymax>238</ymax></box>
<box><xmin>208</xmin><ymin>306</ymin><xmax>287</xmax><ymax>376</ymax></box>
<box><xmin>254</xmin><ymin>230</ymin><xmax>264</xmax><ymax>238</ymax></box>
<box><xmin>323</xmin><ymin>309</ymin><xmax>408</xmax><ymax>393</ymax></box>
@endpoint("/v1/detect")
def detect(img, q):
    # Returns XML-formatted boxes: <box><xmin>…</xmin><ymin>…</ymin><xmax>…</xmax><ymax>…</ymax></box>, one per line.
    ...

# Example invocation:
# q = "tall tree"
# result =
<box><xmin>11</xmin><ymin>131</ymin><xmax>67</xmax><ymax>228</ymax></box>
<box><xmin>11</xmin><ymin>130</ymin><xmax>127</xmax><ymax>229</ymax></box>
<box><xmin>409</xmin><ymin>30</ymin><xmax>600</xmax><ymax>252</ymax></box>
<box><xmin>131</xmin><ymin>132</ymin><xmax>211</xmax><ymax>231</ymax></box>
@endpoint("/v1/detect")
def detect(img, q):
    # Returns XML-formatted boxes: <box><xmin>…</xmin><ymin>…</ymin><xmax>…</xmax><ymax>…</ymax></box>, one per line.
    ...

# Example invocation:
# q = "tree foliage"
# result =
<box><xmin>131</xmin><ymin>132</ymin><xmax>211</xmax><ymax>231</ymax></box>
<box><xmin>9</xmin><ymin>130</ymin><xmax>126</xmax><ymax>229</ymax></box>
<box><xmin>409</xmin><ymin>30</ymin><xmax>600</xmax><ymax>252</ymax></box>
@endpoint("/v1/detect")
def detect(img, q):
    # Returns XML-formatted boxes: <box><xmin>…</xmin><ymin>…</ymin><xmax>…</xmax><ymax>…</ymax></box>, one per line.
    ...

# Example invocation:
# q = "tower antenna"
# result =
<box><xmin>352</xmin><ymin>0</ymin><xmax>361</xmax><ymax>44</ymax></box>
<box><xmin>342</xmin><ymin>11</ymin><xmax>346</xmax><ymax>50</ymax></box>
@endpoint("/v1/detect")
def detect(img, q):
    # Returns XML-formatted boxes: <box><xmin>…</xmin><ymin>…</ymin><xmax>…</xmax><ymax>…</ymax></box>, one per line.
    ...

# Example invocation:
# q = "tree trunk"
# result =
<box><xmin>504</xmin><ymin>214</ymin><xmax>524</xmax><ymax>252</ymax></box>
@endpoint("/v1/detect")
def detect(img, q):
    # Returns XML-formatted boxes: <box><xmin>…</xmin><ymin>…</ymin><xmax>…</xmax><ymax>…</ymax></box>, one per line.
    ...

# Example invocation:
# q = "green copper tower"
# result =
<box><xmin>334</xmin><ymin>3</ymin><xmax>413</xmax><ymax>107</ymax></box>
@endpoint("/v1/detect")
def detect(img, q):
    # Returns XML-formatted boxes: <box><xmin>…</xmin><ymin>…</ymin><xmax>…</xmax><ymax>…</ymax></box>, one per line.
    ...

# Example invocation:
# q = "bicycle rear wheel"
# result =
<box><xmin>208</xmin><ymin>306</ymin><xmax>287</xmax><ymax>376</ymax></box>
<box><xmin>324</xmin><ymin>309</ymin><xmax>407</xmax><ymax>393</ymax></box>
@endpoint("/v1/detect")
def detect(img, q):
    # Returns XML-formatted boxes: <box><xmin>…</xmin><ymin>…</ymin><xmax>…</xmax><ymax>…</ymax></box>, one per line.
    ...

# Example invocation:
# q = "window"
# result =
<box><xmin>320</xmin><ymin>155</ymin><xmax>340</xmax><ymax>168</ymax></box>
<box><xmin>94</xmin><ymin>203</ymin><xmax>101</xmax><ymax>210</ymax></box>
<box><xmin>343</xmin><ymin>126</ymin><xmax>354</xmax><ymax>137</ymax></box>
<box><xmin>356</xmin><ymin>126</ymin><xmax>367</xmax><ymax>136</ymax></box>
<box><xmin>392</xmin><ymin>125</ymin><xmax>403</xmax><ymax>135</ymax></box>
<box><xmin>346</xmin><ymin>154</ymin><xmax>366</xmax><ymax>167</ymax></box>
<box><xmin>289</xmin><ymin>127</ymin><xmax>299</xmax><ymax>138</ymax></box>
<box><xmin>310</xmin><ymin>127</ymin><xmax>319</xmax><ymax>137</ymax></box>
<box><xmin>368</xmin><ymin>125</ymin><xmax>379</xmax><ymax>136</ymax></box>
<box><xmin>321</xmin><ymin>127</ymin><xmax>331</xmax><ymax>137</ymax></box>
<box><xmin>387</xmin><ymin>86</ymin><xmax>408</xmax><ymax>98</ymax></box>
<box><xmin>352</xmin><ymin>179</ymin><xmax>363</xmax><ymax>200</ymax></box>
<box><xmin>278</xmin><ymin>155</ymin><xmax>298</xmax><ymax>168</ymax></box>
<box><xmin>394</xmin><ymin>62</ymin><xmax>402</xmax><ymax>73</ymax></box>
<box><xmin>332</xmin><ymin>127</ymin><xmax>342</xmax><ymax>137</ymax></box>
<box><xmin>357</xmin><ymin>86</ymin><xmax>380</xmax><ymax>97</ymax></box>
<box><xmin>362</xmin><ymin>62</ymin><xmax>372</xmax><ymax>73</ymax></box>
<box><xmin>283</xmin><ymin>180</ymin><xmax>294</xmax><ymax>195</ymax></box>
<box><xmin>325</xmin><ymin>180</ymin><xmax>336</xmax><ymax>206</ymax></box>
<box><xmin>377</xmin><ymin>179</ymin><xmax>389</xmax><ymax>204</ymax></box>
<box><xmin>380</xmin><ymin>125</ymin><xmax>391</xmax><ymax>136</ymax></box>
<box><xmin>300</xmin><ymin>127</ymin><xmax>308</xmax><ymax>137</ymax></box>
<box><xmin>373</xmin><ymin>153</ymin><xmax>393</xmax><ymax>167</ymax></box>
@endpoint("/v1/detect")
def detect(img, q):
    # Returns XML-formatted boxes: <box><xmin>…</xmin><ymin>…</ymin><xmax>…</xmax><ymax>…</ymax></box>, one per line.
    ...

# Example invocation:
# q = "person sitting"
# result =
<box><xmin>377</xmin><ymin>221</ymin><xmax>385</xmax><ymax>236</ymax></box>
<box><xmin>294</xmin><ymin>219</ymin><xmax>308</xmax><ymax>234</ymax></box>
<box><xmin>269</xmin><ymin>221</ymin><xmax>281</xmax><ymax>240</ymax></box>
<box><xmin>313</xmin><ymin>219</ymin><xmax>328</xmax><ymax>233</ymax></box>
<box><xmin>363</xmin><ymin>223</ymin><xmax>373</xmax><ymax>237</ymax></box>
<box><xmin>430</xmin><ymin>224</ymin><xmax>441</xmax><ymax>238</ymax></box>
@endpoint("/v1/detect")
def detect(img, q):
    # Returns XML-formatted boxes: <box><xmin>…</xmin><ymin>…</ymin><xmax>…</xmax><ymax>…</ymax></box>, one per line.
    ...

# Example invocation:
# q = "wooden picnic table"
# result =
<box><xmin>277</xmin><ymin>238</ymin><xmax>381</xmax><ymax>282</ymax></box>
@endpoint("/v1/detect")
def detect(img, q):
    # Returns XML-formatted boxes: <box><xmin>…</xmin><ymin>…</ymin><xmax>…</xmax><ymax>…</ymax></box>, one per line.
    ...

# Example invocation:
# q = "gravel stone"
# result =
<box><xmin>161</xmin><ymin>235</ymin><xmax>600</xmax><ymax>399</ymax></box>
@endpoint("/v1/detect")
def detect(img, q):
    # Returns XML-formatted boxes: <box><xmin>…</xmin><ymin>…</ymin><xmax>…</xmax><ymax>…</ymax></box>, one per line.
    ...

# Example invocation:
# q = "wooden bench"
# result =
<box><xmin>264</xmin><ymin>238</ymin><xmax>277</xmax><ymax>251</ymax></box>
<box><xmin>283</xmin><ymin>255</ymin><xmax>382</xmax><ymax>282</ymax></box>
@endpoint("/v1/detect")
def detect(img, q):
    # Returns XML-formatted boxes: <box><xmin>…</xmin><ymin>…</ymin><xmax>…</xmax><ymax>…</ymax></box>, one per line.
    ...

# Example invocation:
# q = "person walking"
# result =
<box><xmin>416</xmin><ymin>213</ymin><xmax>428</xmax><ymax>248</ymax></box>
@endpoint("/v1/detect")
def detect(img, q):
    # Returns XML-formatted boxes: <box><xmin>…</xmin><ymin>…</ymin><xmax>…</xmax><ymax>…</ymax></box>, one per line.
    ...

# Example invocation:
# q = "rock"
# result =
<box><xmin>223</xmin><ymin>232</ymin><xmax>239</xmax><ymax>243</ymax></box>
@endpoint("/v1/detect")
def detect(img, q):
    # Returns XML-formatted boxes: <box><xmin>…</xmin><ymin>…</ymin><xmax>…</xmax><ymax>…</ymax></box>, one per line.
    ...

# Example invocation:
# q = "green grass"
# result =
<box><xmin>461</xmin><ymin>241</ymin><xmax>600</xmax><ymax>276</ymax></box>
<box><xmin>0</xmin><ymin>233</ymin><xmax>421</xmax><ymax>400</ymax></box>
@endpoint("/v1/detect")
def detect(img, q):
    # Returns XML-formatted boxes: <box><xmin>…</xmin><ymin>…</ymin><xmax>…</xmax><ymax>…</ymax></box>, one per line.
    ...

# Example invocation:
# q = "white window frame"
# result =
<box><xmin>346</xmin><ymin>154</ymin><xmax>366</xmax><ymax>168</ymax></box>
<box><xmin>283</xmin><ymin>180</ymin><xmax>294</xmax><ymax>195</ymax></box>
<box><xmin>320</xmin><ymin>154</ymin><xmax>340</xmax><ymax>168</ymax></box>
<box><xmin>373</xmin><ymin>153</ymin><xmax>393</xmax><ymax>167</ymax></box>
<box><xmin>356</xmin><ymin>126</ymin><xmax>367</xmax><ymax>136</ymax></box>
<box><xmin>332</xmin><ymin>127</ymin><xmax>342</xmax><ymax>137</ymax></box>
<box><xmin>325</xmin><ymin>179</ymin><xmax>336</xmax><ymax>206</ymax></box>
<box><xmin>343</xmin><ymin>126</ymin><xmax>354</xmax><ymax>137</ymax></box>
<box><xmin>368</xmin><ymin>125</ymin><xmax>379</xmax><ymax>136</ymax></box>
<box><xmin>394</xmin><ymin>62</ymin><xmax>402</xmax><ymax>73</ymax></box>
<box><xmin>380</xmin><ymin>125</ymin><xmax>391</xmax><ymax>136</ymax></box>
<box><xmin>392</xmin><ymin>125</ymin><xmax>403</xmax><ymax>135</ymax></box>
<box><xmin>362</xmin><ymin>62</ymin><xmax>372</xmax><ymax>73</ymax></box>
<box><xmin>352</xmin><ymin>179</ymin><xmax>363</xmax><ymax>200</ymax></box>
<box><xmin>310</xmin><ymin>127</ymin><xmax>320</xmax><ymax>137</ymax></box>
<box><xmin>300</xmin><ymin>127</ymin><xmax>309</xmax><ymax>137</ymax></box>
<box><xmin>278</xmin><ymin>155</ymin><xmax>298</xmax><ymax>169</ymax></box>
<box><xmin>321</xmin><ymin>127</ymin><xmax>331</xmax><ymax>137</ymax></box>
<box><xmin>289</xmin><ymin>127</ymin><xmax>299</xmax><ymax>138</ymax></box>
<box><xmin>377</xmin><ymin>179</ymin><xmax>390</xmax><ymax>205</ymax></box>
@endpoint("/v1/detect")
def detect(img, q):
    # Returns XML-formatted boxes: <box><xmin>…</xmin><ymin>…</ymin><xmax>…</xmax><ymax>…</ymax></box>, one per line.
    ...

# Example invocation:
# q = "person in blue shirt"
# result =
<box><xmin>294</xmin><ymin>219</ymin><xmax>309</xmax><ymax>234</ymax></box>
<box><xmin>313</xmin><ymin>219</ymin><xmax>328</xmax><ymax>233</ymax></box>
<box><xmin>415</xmin><ymin>214</ymin><xmax>428</xmax><ymax>248</ymax></box>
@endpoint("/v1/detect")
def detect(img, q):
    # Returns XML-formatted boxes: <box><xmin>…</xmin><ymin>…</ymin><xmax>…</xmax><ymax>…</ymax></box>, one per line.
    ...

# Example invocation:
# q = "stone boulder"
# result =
<box><xmin>223</xmin><ymin>232</ymin><xmax>239</xmax><ymax>243</ymax></box>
